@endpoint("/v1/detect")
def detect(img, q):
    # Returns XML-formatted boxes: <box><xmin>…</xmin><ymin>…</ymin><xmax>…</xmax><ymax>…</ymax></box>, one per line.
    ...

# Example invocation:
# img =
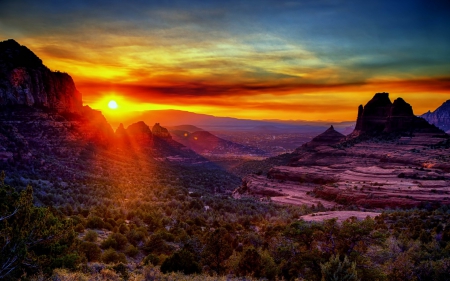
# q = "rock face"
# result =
<box><xmin>354</xmin><ymin>92</ymin><xmax>392</xmax><ymax>133</ymax></box>
<box><xmin>300</xmin><ymin>125</ymin><xmax>344</xmax><ymax>149</ymax></box>
<box><xmin>152</xmin><ymin>123</ymin><xmax>172</xmax><ymax>139</ymax></box>
<box><xmin>352</xmin><ymin>93</ymin><xmax>441</xmax><ymax>136</ymax></box>
<box><xmin>422</xmin><ymin>100</ymin><xmax>450</xmax><ymax>133</ymax></box>
<box><xmin>0</xmin><ymin>39</ymin><xmax>82</xmax><ymax>113</ymax></box>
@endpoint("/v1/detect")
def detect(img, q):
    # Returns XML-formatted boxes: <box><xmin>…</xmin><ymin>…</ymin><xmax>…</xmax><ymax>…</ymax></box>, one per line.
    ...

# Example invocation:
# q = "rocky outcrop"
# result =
<box><xmin>300</xmin><ymin>125</ymin><xmax>344</xmax><ymax>149</ymax></box>
<box><xmin>354</xmin><ymin>92</ymin><xmax>392</xmax><ymax>133</ymax></box>
<box><xmin>0</xmin><ymin>39</ymin><xmax>82</xmax><ymax>113</ymax></box>
<box><xmin>351</xmin><ymin>93</ymin><xmax>443</xmax><ymax>136</ymax></box>
<box><xmin>422</xmin><ymin>100</ymin><xmax>450</xmax><ymax>133</ymax></box>
<box><xmin>152</xmin><ymin>123</ymin><xmax>171</xmax><ymax>139</ymax></box>
<box><xmin>125</xmin><ymin>121</ymin><xmax>154</xmax><ymax>145</ymax></box>
<box><xmin>115</xmin><ymin>121</ymin><xmax>154</xmax><ymax>148</ymax></box>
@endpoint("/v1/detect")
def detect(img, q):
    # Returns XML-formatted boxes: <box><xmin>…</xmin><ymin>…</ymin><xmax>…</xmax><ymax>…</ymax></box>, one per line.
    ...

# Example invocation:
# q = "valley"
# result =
<box><xmin>1</xmin><ymin>39</ymin><xmax>450</xmax><ymax>281</ymax></box>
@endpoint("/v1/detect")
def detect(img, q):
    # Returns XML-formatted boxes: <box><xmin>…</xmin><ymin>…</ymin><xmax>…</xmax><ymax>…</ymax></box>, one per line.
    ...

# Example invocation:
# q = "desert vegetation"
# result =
<box><xmin>2</xmin><ymin>165</ymin><xmax>450</xmax><ymax>280</ymax></box>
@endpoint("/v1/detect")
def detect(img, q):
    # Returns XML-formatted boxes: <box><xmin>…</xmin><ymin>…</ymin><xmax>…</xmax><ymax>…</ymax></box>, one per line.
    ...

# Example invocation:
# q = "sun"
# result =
<box><xmin>108</xmin><ymin>100</ymin><xmax>118</xmax><ymax>109</ymax></box>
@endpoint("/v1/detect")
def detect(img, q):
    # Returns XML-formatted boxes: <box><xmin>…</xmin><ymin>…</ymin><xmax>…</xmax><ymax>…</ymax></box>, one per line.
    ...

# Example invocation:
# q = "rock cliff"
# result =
<box><xmin>0</xmin><ymin>39</ymin><xmax>82</xmax><ymax>113</ymax></box>
<box><xmin>352</xmin><ymin>93</ymin><xmax>442</xmax><ymax>136</ymax></box>
<box><xmin>421</xmin><ymin>100</ymin><xmax>450</xmax><ymax>133</ymax></box>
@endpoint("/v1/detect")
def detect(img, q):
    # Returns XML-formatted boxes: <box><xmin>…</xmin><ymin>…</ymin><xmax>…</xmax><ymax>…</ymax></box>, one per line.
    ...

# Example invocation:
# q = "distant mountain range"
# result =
<box><xmin>120</xmin><ymin>109</ymin><xmax>354</xmax><ymax>134</ymax></box>
<box><xmin>170</xmin><ymin>129</ymin><xmax>266</xmax><ymax>156</ymax></box>
<box><xmin>421</xmin><ymin>100</ymin><xmax>450</xmax><ymax>133</ymax></box>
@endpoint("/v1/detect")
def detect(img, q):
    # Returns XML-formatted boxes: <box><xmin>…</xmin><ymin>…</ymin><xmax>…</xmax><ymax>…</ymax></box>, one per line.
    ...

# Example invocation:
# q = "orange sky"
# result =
<box><xmin>1</xmin><ymin>1</ymin><xmax>450</xmax><ymax>122</ymax></box>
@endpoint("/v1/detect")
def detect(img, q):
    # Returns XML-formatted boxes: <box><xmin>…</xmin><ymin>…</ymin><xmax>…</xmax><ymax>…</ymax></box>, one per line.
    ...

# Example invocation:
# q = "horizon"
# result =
<box><xmin>1</xmin><ymin>0</ymin><xmax>450</xmax><ymax>121</ymax></box>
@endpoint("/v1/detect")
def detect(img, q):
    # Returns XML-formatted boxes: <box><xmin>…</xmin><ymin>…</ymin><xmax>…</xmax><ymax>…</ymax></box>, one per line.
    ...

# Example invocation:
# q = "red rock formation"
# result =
<box><xmin>0</xmin><ymin>39</ymin><xmax>82</xmax><ymax>113</ymax></box>
<box><xmin>152</xmin><ymin>123</ymin><xmax>172</xmax><ymax>139</ymax></box>
<box><xmin>300</xmin><ymin>125</ymin><xmax>345</xmax><ymax>149</ymax></box>
<box><xmin>351</xmin><ymin>93</ymin><xmax>444</xmax><ymax>136</ymax></box>
<box><xmin>353</xmin><ymin>92</ymin><xmax>392</xmax><ymax>134</ymax></box>
<box><xmin>115</xmin><ymin>121</ymin><xmax>154</xmax><ymax>148</ymax></box>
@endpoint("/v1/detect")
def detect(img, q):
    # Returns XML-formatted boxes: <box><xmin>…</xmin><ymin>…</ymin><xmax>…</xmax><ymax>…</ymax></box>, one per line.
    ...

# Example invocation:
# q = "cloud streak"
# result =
<box><xmin>1</xmin><ymin>0</ymin><xmax>450</xmax><ymax>120</ymax></box>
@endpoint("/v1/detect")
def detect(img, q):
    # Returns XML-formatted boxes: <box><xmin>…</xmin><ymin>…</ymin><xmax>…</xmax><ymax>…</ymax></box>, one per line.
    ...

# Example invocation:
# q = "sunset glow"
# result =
<box><xmin>1</xmin><ymin>0</ymin><xmax>449</xmax><ymax>122</ymax></box>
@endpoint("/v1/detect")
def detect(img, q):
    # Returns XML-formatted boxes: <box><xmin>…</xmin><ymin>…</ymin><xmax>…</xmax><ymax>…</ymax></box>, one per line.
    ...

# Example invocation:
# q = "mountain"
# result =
<box><xmin>299</xmin><ymin>125</ymin><xmax>345</xmax><ymax>149</ymax></box>
<box><xmin>171</xmin><ymin>130</ymin><xmax>266</xmax><ymax>155</ymax></box>
<box><xmin>421</xmin><ymin>100</ymin><xmax>450</xmax><ymax>133</ymax></box>
<box><xmin>120</xmin><ymin>109</ymin><xmax>338</xmax><ymax>133</ymax></box>
<box><xmin>167</xmin><ymin>124</ymin><xmax>204</xmax><ymax>133</ymax></box>
<box><xmin>235</xmin><ymin>93</ymin><xmax>450</xmax><ymax>209</ymax></box>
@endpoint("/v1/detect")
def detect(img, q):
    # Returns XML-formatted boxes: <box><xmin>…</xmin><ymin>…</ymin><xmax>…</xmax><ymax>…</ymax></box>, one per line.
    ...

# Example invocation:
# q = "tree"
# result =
<box><xmin>1</xmin><ymin>172</ymin><xmax>77</xmax><ymax>279</ymax></box>
<box><xmin>79</xmin><ymin>241</ymin><xmax>101</xmax><ymax>262</ymax></box>
<box><xmin>320</xmin><ymin>255</ymin><xmax>360</xmax><ymax>281</ymax></box>
<box><xmin>202</xmin><ymin>227</ymin><xmax>233</xmax><ymax>275</ymax></box>
<box><xmin>161</xmin><ymin>249</ymin><xmax>201</xmax><ymax>275</ymax></box>
<box><xmin>237</xmin><ymin>247</ymin><xmax>263</xmax><ymax>278</ymax></box>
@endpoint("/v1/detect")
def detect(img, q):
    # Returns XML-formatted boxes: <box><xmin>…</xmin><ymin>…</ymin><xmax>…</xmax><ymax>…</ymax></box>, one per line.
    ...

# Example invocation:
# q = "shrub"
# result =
<box><xmin>101</xmin><ymin>248</ymin><xmax>127</xmax><ymax>264</ymax></box>
<box><xmin>112</xmin><ymin>263</ymin><xmax>129</xmax><ymax>279</ymax></box>
<box><xmin>79</xmin><ymin>242</ymin><xmax>101</xmax><ymax>262</ymax></box>
<box><xmin>101</xmin><ymin>233</ymin><xmax>128</xmax><ymax>250</ymax></box>
<box><xmin>161</xmin><ymin>249</ymin><xmax>201</xmax><ymax>275</ymax></box>
<box><xmin>74</xmin><ymin>223</ymin><xmax>85</xmax><ymax>233</ymax></box>
<box><xmin>124</xmin><ymin>245</ymin><xmax>139</xmax><ymax>257</ymax></box>
<box><xmin>143</xmin><ymin>254</ymin><xmax>160</xmax><ymax>266</ymax></box>
<box><xmin>84</xmin><ymin>230</ymin><xmax>98</xmax><ymax>242</ymax></box>
<box><xmin>320</xmin><ymin>255</ymin><xmax>359</xmax><ymax>281</ymax></box>
<box><xmin>86</xmin><ymin>216</ymin><xmax>104</xmax><ymax>229</ymax></box>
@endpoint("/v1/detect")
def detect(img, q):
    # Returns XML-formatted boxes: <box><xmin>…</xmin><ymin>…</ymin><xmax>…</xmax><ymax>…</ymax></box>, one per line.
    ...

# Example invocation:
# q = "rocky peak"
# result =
<box><xmin>114</xmin><ymin>121</ymin><xmax>153</xmax><ymax>147</ymax></box>
<box><xmin>127</xmin><ymin>121</ymin><xmax>153</xmax><ymax>137</ymax></box>
<box><xmin>354</xmin><ymin>92</ymin><xmax>392</xmax><ymax>133</ymax></box>
<box><xmin>0</xmin><ymin>39</ymin><xmax>82</xmax><ymax>113</ymax></box>
<box><xmin>391</xmin><ymin>98</ymin><xmax>413</xmax><ymax>116</ymax></box>
<box><xmin>152</xmin><ymin>123</ymin><xmax>172</xmax><ymax>139</ymax></box>
<box><xmin>0</xmin><ymin>39</ymin><xmax>42</xmax><ymax>68</ymax></box>
<box><xmin>421</xmin><ymin>100</ymin><xmax>450</xmax><ymax>132</ymax></box>
<box><xmin>352</xmin><ymin>93</ymin><xmax>443</xmax><ymax>136</ymax></box>
<box><xmin>300</xmin><ymin>125</ymin><xmax>345</xmax><ymax>149</ymax></box>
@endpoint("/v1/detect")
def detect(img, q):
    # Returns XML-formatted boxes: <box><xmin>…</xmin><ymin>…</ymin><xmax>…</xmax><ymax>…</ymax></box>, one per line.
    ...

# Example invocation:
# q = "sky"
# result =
<box><xmin>1</xmin><ymin>0</ymin><xmax>450</xmax><ymax>122</ymax></box>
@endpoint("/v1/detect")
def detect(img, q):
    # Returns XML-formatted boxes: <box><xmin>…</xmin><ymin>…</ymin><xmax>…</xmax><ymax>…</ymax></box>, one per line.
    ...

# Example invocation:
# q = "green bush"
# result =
<box><xmin>101</xmin><ymin>248</ymin><xmax>127</xmax><ymax>264</ymax></box>
<box><xmin>161</xmin><ymin>249</ymin><xmax>201</xmax><ymax>275</ymax></box>
<box><xmin>79</xmin><ymin>241</ymin><xmax>101</xmax><ymax>262</ymax></box>
<box><xmin>124</xmin><ymin>245</ymin><xmax>139</xmax><ymax>257</ymax></box>
<box><xmin>84</xmin><ymin>230</ymin><xmax>98</xmax><ymax>242</ymax></box>
<box><xmin>86</xmin><ymin>216</ymin><xmax>104</xmax><ymax>229</ymax></box>
<box><xmin>100</xmin><ymin>233</ymin><xmax>128</xmax><ymax>250</ymax></box>
<box><xmin>320</xmin><ymin>255</ymin><xmax>359</xmax><ymax>281</ymax></box>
